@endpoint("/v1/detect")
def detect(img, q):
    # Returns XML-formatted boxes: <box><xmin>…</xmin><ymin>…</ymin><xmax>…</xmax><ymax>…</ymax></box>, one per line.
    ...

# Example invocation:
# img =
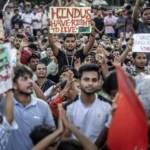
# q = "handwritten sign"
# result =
<box><xmin>49</xmin><ymin>7</ymin><xmax>91</xmax><ymax>33</ymax></box>
<box><xmin>0</xmin><ymin>44</ymin><xmax>12</xmax><ymax>94</ymax></box>
<box><xmin>132</xmin><ymin>34</ymin><xmax>150</xmax><ymax>52</ymax></box>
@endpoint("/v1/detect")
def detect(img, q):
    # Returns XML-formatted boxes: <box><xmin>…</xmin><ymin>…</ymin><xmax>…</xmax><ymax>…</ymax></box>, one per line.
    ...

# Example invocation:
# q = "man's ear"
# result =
<box><xmin>13</xmin><ymin>82</ymin><xmax>18</xmax><ymax>90</ymax></box>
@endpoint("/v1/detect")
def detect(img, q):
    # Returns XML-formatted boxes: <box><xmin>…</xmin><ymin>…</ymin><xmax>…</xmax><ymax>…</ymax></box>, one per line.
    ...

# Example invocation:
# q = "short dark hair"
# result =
<box><xmin>13</xmin><ymin>66</ymin><xmax>33</xmax><ymax>83</ymax></box>
<box><xmin>141</xmin><ymin>7</ymin><xmax>150</xmax><ymax>16</ymax></box>
<box><xmin>30</xmin><ymin>125</ymin><xmax>55</xmax><ymax>145</ymax></box>
<box><xmin>27</xmin><ymin>53</ymin><xmax>40</xmax><ymax>63</ymax></box>
<box><xmin>64</xmin><ymin>34</ymin><xmax>76</xmax><ymax>41</ymax></box>
<box><xmin>57</xmin><ymin>139</ymin><xmax>83</xmax><ymax>150</ymax></box>
<box><xmin>102</xmin><ymin>71</ymin><xmax>118</xmax><ymax>96</ymax></box>
<box><xmin>78</xmin><ymin>64</ymin><xmax>100</xmax><ymax>80</ymax></box>
<box><xmin>124</xmin><ymin>58</ymin><xmax>132</xmax><ymax>65</ymax></box>
<box><xmin>16</xmin><ymin>34</ymin><xmax>25</xmax><ymax>39</ymax></box>
<box><xmin>60</xmin><ymin>65</ymin><xmax>78</xmax><ymax>79</ymax></box>
<box><xmin>28</xmin><ymin>43</ymin><xmax>38</xmax><ymax>51</ymax></box>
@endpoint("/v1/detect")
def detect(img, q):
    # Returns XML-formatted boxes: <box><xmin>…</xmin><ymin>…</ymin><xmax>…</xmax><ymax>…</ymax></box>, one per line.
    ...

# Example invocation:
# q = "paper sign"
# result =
<box><xmin>49</xmin><ymin>7</ymin><xmax>91</xmax><ymax>33</ymax></box>
<box><xmin>132</xmin><ymin>34</ymin><xmax>150</xmax><ymax>52</ymax></box>
<box><xmin>0</xmin><ymin>20</ymin><xmax>4</xmax><ymax>39</ymax></box>
<box><xmin>0</xmin><ymin>44</ymin><xmax>12</xmax><ymax>94</ymax></box>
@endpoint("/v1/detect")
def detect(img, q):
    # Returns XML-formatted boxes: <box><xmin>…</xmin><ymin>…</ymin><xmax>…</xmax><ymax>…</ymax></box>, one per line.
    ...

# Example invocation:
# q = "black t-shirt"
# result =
<box><xmin>35</xmin><ymin>79</ymin><xmax>55</xmax><ymax>93</ymax></box>
<box><xmin>47</xmin><ymin>73</ymin><xmax>59</xmax><ymax>84</ymax></box>
<box><xmin>134</xmin><ymin>20</ymin><xmax>150</xmax><ymax>33</ymax></box>
<box><xmin>93</xmin><ymin>17</ymin><xmax>104</xmax><ymax>32</ymax></box>
<box><xmin>56</xmin><ymin>49</ymin><xmax>85</xmax><ymax>71</ymax></box>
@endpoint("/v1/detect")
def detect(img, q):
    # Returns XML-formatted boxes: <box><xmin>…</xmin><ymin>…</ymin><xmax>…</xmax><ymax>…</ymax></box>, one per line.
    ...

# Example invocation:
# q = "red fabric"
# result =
<box><xmin>21</xmin><ymin>49</ymin><xmax>32</xmax><ymax>66</ymax></box>
<box><xmin>49</xmin><ymin>94</ymin><xmax>64</xmax><ymax>118</ymax></box>
<box><xmin>107</xmin><ymin>66</ymin><xmax>148</xmax><ymax>150</ymax></box>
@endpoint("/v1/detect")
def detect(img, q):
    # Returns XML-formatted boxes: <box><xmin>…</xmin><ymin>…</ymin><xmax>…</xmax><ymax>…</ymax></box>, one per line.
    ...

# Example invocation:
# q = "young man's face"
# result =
<box><xmin>14</xmin><ymin>37</ymin><xmax>22</xmax><ymax>49</ymax></box>
<box><xmin>13</xmin><ymin>74</ymin><xmax>34</xmax><ymax>95</ymax></box>
<box><xmin>28</xmin><ymin>58</ymin><xmax>40</xmax><ymax>71</ymax></box>
<box><xmin>113</xmin><ymin>40</ymin><xmax>119</xmax><ymax>49</ymax></box>
<box><xmin>36</xmin><ymin>64</ymin><xmax>46</xmax><ymax>78</ymax></box>
<box><xmin>80</xmin><ymin>71</ymin><xmax>99</xmax><ymax>95</ymax></box>
<box><xmin>134</xmin><ymin>52</ymin><xmax>147</xmax><ymax>68</ymax></box>
<box><xmin>127</xmin><ymin>51</ymin><xmax>133</xmax><ymax>60</ymax></box>
<box><xmin>142</xmin><ymin>9</ymin><xmax>150</xmax><ymax>25</ymax></box>
<box><xmin>65</xmin><ymin>37</ymin><xmax>76</xmax><ymax>52</ymax></box>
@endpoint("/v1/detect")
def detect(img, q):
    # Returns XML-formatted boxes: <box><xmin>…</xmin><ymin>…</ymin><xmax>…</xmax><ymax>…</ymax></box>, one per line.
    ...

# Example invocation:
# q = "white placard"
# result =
<box><xmin>132</xmin><ymin>34</ymin><xmax>150</xmax><ymax>52</ymax></box>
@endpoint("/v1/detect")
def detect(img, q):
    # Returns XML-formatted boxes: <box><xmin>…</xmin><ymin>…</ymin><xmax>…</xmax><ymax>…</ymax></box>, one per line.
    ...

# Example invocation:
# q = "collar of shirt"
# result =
<box><xmin>13</xmin><ymin>95</ymin><xmax>37</xmax><ymax>108</ymax></box>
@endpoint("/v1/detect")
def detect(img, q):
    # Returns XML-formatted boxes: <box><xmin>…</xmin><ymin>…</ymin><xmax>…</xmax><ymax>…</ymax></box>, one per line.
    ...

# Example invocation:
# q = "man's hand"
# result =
<box><xmin>58</xmin><ymin>104</ymin><xmax>70</xmax><ymax>128</ymax></box>
<box><xmin>74</xmin><ymin>58</ymin><xmax>81</xmax><ymax>71</ymax></box>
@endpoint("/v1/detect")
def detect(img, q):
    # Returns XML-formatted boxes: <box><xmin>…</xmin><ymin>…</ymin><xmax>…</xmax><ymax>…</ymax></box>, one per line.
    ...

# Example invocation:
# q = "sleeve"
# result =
<box><xmin>105</xmin><ymin>105</ymin><xmax>112</xmax><ymax>128</ymax></box>
<box><xmin>43</xmin><ymin>102</ymin><xmax>56</xmax><ymax>128</ymax></box>
<box><xmin>104</xmin><ymin>17</ymin><xmax>107</xmax><ymax>24</ymax></box>
<box><xmin>0</xmin><ymin>117</ymin><xmax>18</xmax><ymax>146</ymax></box>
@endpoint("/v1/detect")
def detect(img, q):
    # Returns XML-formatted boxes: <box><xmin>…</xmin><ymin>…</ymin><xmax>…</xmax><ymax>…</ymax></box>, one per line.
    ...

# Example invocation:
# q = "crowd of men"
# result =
<box><xmin>0</xmin><ymin>0</ymin><xmax>150</xmax><ymax>150</ymax></box>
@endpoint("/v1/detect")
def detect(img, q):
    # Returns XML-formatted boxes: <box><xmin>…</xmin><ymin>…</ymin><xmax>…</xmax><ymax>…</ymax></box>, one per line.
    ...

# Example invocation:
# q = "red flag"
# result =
<box><xmin>107</xmin><ymin>66</ymin><xmax>148</xmax><ymax>150</ymax></box>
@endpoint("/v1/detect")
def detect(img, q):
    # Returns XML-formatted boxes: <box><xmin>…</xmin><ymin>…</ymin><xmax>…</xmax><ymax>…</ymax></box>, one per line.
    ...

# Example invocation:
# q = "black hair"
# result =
<box><xmin>132</xmin><ymin>52</ymin><xmax>137</xmax><ymax>59</ymax></box>
<box><xmin>105</xmin><ymin>47</ymin><xmax>113</xmax><ymax>52</ymax></box>
<box><xmin>124</xmin><ymin>58</ymin><xmax>132</xmax><ymax>65</ymax></box>
<box><xmin>141</xmin><ymin>7</ymin><xmax>150</xmax><ymax>16</ymax></box>
<box><xmin>102</xmin><ymin>71</ymin><xmax>118</xmax><ymax>96</ymax></box>
<box><xmin>27</xmin><ymin>53</ymin><xmax>40</xmax><ymax>63</ymax></box>
<box><xmin>13</xmin><ymin>66</ymin><xmax>33</xmax><ymax>83</ymax></box>
<box><xmin>64</xmin><ymin>34</ymin><xmax>76</xmax><ymax>41</ymax></box>
<box><xmin>78</xmin><ymin>64</ymin><xmax>100</xmax><ymax>80</ymax></box>
<box><xmin>28</xmin><ymin>43</ymin><xmax>38</xmax><ymax>51</ymax></box>
<box><xmin>60</xmin><ymin>65</ymin><xmax>78</xmax><ymax>79</ymax></box>
<box><xmin>16</xmin><ymin>34</ymin><xmax>25</xmax><ymax>39</ymax></box>
<box><xmin>30</xmin><ymin>125</ymin><xmax>55</xmax><ymax>145</ymax></box>
<box><xmin>57</xmin><ymin>139</ymin><xmax>83</xmax><ymax>150</ymax></box>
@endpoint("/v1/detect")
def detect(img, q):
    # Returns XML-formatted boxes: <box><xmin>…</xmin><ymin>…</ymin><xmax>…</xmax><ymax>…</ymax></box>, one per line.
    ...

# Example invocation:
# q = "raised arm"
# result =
<box><xmin>83</xmin><ymin>21</ymin><xmax>95</xmax><ymax>55</ymax></box>
<box><xmin>60</xmin><ymin>104</ymin><xmax>98</xmax><ymax>150</ymax></box>
<box><xmin>48</xmin><ymin>33</ymin><xmax>59</xmax><ymax>56</ymax></box>
<box><xmin>5</xmin><ymin>90</ymin><xmax>13</xmax><ymax>125</ymax></box>
<box><xmin>132</xmin><ymin>0</ymin><xmax>141</xmax><ymax>24</ymax></box>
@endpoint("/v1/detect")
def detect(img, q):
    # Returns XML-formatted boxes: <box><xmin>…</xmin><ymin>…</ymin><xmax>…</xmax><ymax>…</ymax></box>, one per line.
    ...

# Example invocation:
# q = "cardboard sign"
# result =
<box><xmin>49</xmin><ymin>7</ymin><xmax>91</xmax><ymax>33</ymax></box>
<box><xmin>132</xmin><ymin>34</ymin><xmax>150</xmax><ymax>52</ymax></box>
<box><xmin>0</xmin><ymin>20</ymin><xmax>4</xmax><ymax>39</ymax></box>
<box><xmin>0</xmin><ymin>44</ymin><xmax>12</xmax><ymax>94</ymax></box>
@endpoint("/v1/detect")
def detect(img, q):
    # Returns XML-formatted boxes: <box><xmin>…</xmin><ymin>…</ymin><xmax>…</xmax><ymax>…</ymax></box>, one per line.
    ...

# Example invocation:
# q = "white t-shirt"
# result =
<box><xmin>21</xmin><ymin>13</ymin><xmax>33</xmax><ymax>28</ymax></box>
<box><xmin>32</xmin><ymin>14</ymin><xmax>41</xmax><ymax>29</ymax></box>
<box><xmin>66</xmin><ymin>94</ymin><xmax>112</xmax><ymax>143</ymax></box>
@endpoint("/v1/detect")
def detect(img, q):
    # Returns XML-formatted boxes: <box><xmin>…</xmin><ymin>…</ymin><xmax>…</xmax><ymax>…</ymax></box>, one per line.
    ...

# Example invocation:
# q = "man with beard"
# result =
<box><xmin>35</xmin><ymin>63</ymin><xmax>55</xmax><ymax>93</ymax></box>
<box><xmin>49</xmin><ymin>24</ymin><xmax>95</xmax><ymax>71</ymax></box>
<box><xmin>125</xmin><ymin>52</ymin><xmax>147</xmax><ymax>76</ymax></box>
<box><xmin>0</xmin><ymin>66</ymin><xmax>55</xmax><ymax>150</ymax></box>
<box><xmin>133</xmin><ymin>0</ymin><xmax>150</xmax><ymax>33</ymax></box>
<box><xmin>63</xmin><ymin>64</ymin><xmax>112</xmax><ymax>143</ymax></box>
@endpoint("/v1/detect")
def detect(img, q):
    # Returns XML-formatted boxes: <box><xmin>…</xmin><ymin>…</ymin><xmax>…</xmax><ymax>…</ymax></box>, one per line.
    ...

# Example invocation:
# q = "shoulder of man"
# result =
<box><xmin>64</xmin><ymin>95</ymin><xmax>79</xmax><ymax>110</ymax></box>
<box><xmin>97</xmin><ymin>94</ymin><xmax>112</xmax><ymax>106</ymax></box>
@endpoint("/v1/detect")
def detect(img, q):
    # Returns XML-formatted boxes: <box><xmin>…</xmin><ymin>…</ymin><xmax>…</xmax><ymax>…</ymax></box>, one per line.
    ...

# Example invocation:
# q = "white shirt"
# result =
<box><xmin>32</xmin><ymin>14</ymin><xmax>41</xmax><ymax>29</ymax></box>
<box><xmin>21</xmin><ymin>13</ymin><xmax>33</xmax><ymax>28</ymax></box>
<box><xmin>66</xmin><ymin>94</ymin><xmax>112</xmax><ymax>143</ymax></box>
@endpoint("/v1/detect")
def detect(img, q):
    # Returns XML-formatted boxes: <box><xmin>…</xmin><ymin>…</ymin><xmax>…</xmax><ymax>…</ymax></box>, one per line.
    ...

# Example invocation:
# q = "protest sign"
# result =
<box><xmin>49</xmin><ymin>7</ymin><xmax>91</xmax><ymax>33</ymax></box>
<box><xmin>0</xmin><ymin>44</ymin><xmax>12</xmax><ymax>94</ymax></box>
<box><xmin>132</xmin><ymin>34</ymin><xmax>150</xmax><ymax>52</ymax></box>
<box><xmin>0</xmin><ymin>20</ymin><xmax>4</xmax><ymax>39</ymax></box>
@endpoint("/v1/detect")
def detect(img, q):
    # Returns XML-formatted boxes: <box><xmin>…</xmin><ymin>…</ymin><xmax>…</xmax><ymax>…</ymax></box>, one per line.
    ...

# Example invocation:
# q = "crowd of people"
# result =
<box><xmin>0</xmin><ymin>0</ymin><xmax>150</xmax><ymax>150</ymax></box>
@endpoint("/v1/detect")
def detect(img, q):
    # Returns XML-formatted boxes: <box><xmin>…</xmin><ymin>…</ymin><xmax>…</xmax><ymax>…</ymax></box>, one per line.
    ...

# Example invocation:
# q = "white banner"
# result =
<box><xmin>132</xmin><ymin>34</ymin><xmax>150</xmax><ymax>52</ymax></box>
